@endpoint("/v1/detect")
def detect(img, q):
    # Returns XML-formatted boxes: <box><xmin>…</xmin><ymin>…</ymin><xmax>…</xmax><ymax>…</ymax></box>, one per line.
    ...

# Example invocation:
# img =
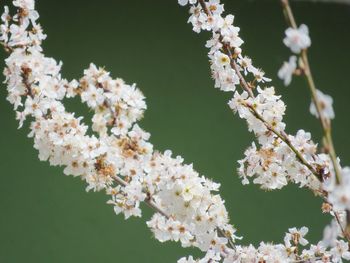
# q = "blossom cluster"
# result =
<box><xmin>180</xmin><ymin>0</ymin><xmax>327</xmax><ymax>193</ymax></box>
<box><xmin>1</xmin><ymin>0</ymin><xmax>239</xmax><ymax>259</ymax></box>
<box><xmin>182</xmin><ymin>0</ymin><xmax>350</xmax><ymax>218</ymax></box>
<box><xmin>238</xmin><ymin>130</ymin><xmax>321</xmax><ymax>190</ymax></box>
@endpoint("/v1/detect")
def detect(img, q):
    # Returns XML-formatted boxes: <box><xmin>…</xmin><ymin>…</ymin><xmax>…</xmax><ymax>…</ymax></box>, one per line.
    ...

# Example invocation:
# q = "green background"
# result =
<box><xmin>0</xmin><ymin>0</ymin><xmax>349</xmax><ymax>262</ymax></box>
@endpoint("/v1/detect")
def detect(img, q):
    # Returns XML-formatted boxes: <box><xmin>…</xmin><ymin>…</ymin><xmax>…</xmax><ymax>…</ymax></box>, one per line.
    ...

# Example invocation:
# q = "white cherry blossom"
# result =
<box><xmin>278</xmin><ymin>55</ymin><xmax>297</xmax><ymax>86</ymax></box>
<box><xmin>283</xmin><ymin>24</ymin><xmax>311</xmax><ymax>54</ymax></box>
<box><xmin>310</xmin><ymin>89</ymin><xmax>335</xmax><ymax>120</ymax></box>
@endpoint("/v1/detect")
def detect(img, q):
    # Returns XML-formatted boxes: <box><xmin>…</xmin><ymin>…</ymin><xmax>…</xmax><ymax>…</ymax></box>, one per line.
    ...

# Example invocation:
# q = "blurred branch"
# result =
<box><xmin>281</xmin><ymin>0</ymin><xmax>350</xmax><ymax>242</ymax></box>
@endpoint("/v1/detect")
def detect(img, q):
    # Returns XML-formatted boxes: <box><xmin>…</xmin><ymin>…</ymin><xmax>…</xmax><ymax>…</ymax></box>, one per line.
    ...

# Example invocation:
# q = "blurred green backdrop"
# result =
<box><xmin>0</xmin><ymin>0</ymin><xmax>349</xmax><ymax>262</ymax></box>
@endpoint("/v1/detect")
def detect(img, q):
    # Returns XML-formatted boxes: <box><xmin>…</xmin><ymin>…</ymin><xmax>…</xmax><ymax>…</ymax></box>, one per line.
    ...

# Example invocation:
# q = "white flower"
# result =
<box><xmin>219</xmin><ymin>14</ymin><xmax>235</xmax><ymax>36</ymax></box>
<box><xmin>284</xmin><ymin>227</ymin><xmax>309</xmax><ymax>247</ymax></box>
<box><xmin>13</xmin><ymin>0</ymin><xmax>35</xmax><ymax>10</ymax></box>
<box><xmin>177</xmin><ymin>256</ymin><xmax>196</xmax><ymax>263</ymax></box>
<box><xmin>178</xmin><ymin>0</ymin><xmax>197</xmax><ymax>6</ymax></box>
<box><xmin>330</xmin><ymin>240</ymin><xmax>350</xmax><ymax>262</ymax></box>
<box><xmin>214</xmin><ymin>51</ymin><xmax>230</xmax><ymax>67</ymax></box>
<box><xmin>207</xmin><ymin>0</ymin><xmax>224</xmax><ymax>16</ymax></box>
<box><xmin>327</xmin><ymin>167</ymin><xmax>350</xmax><ymax>211</ymax></box>
<box><xmin>252</xmin><ymin>68</ymin><xmax>271</xmax><ymax>83</ymax></box>
<box><xmin>0</xmin><ymin>6</ymin><xmax>10</xmax><ymax>43</ymax></box>
<box><xmin>81</xmin><ymin>86</ymin><xmax>105</xmax><ymax>108</ymax></box>
<box><xmin>309</xmin><ymin>89</ymin><xmax>335</xmax><ymax>120</ymax></box>
<box><xmin>283</xmin><ymin>24</ymin><xmax>311</xmax><ymax>54</ymax></box>
<box><xmin>322</xmin><ymin>219</ymin><xmax>342</xmax><ymax>247</ymax></box>
<box><xmin>238</xmin><ymin>56</ymin><xmax>255</xmax><ymax>75</ymax></box>
<box><xmin>278</xmin><ymin>56</ymin><xmax>297</xmax><ymax>86</ymax></box>
<box><xmin>253</xmin><ymin>163</ymin><xmax>288</xmax><ymax>190</ymax></box>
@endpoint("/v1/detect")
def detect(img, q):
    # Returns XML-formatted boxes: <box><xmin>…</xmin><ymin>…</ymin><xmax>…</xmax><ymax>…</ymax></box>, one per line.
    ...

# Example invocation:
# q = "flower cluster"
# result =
<box><xmin>1</xmin><ymin>0</ymin><xmax>239</xmax><ymax>260</ymax></box>
<box><xmin>181</xmin><ymin>0</ymin><xmax>327</xmax><ymax>193</ymax></box>
<box><xmin>237</xmin><ymin>129</ymin><xmax>323</xmax><ymax>191</ymax></box>
<box><xmin>179</xmin><ymin>226</ymin><xmax>350</xmax><ymax>263</ymax></box>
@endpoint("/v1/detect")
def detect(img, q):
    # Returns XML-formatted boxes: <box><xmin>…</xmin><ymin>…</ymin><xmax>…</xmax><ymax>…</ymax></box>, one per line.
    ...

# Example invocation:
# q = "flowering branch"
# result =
<box><xmin>198</xmin><ymin>0</ymin><xmax>322</xmax><ymax>182</ymax></box>
<box><xmin>1</xmin><ymin>2</ymin><xmax>241</xmax><ymax>261</ymax></box>
<box><xmin>280</xmin><ymin>0</ymin><xmax>350</xmax><ymax>241</ymax></box>
<box><xmin>280</xmin><ymin>0</ymin><xmax>342</xmax><ymax>185</ymax></box>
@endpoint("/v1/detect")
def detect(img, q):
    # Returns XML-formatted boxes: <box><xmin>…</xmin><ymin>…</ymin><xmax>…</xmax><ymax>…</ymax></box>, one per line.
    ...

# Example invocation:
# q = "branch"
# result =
<box><xmin>198</xmin><ymin>0</ymin><xmax>323</xmax><ymax>182</ymax></box>
<box><xmin>280</xmin><ymin>0</ymin><xmax>350</xmax><ymax>242</ymax></box>
<box><xmin>280</xmin><ymin>0</ymin><xmax>341</xmax><ymax>183</ymax></box>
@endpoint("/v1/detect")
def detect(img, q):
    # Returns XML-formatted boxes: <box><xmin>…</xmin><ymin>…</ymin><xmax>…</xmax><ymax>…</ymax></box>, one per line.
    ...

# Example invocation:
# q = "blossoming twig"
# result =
<box><xmin>280</xmin><ymin>0</ymin><xmax>350</xmax><ymax>241</ymax></box>
<box><xmin>198</xmin><ymin>0</ymin><xmax>322</xmax><ymax>182</ymax></box>
<box><xmin>280</xmin><ymin>0</ymin><xmax>342</xmax><ymax>184</ymax></box>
